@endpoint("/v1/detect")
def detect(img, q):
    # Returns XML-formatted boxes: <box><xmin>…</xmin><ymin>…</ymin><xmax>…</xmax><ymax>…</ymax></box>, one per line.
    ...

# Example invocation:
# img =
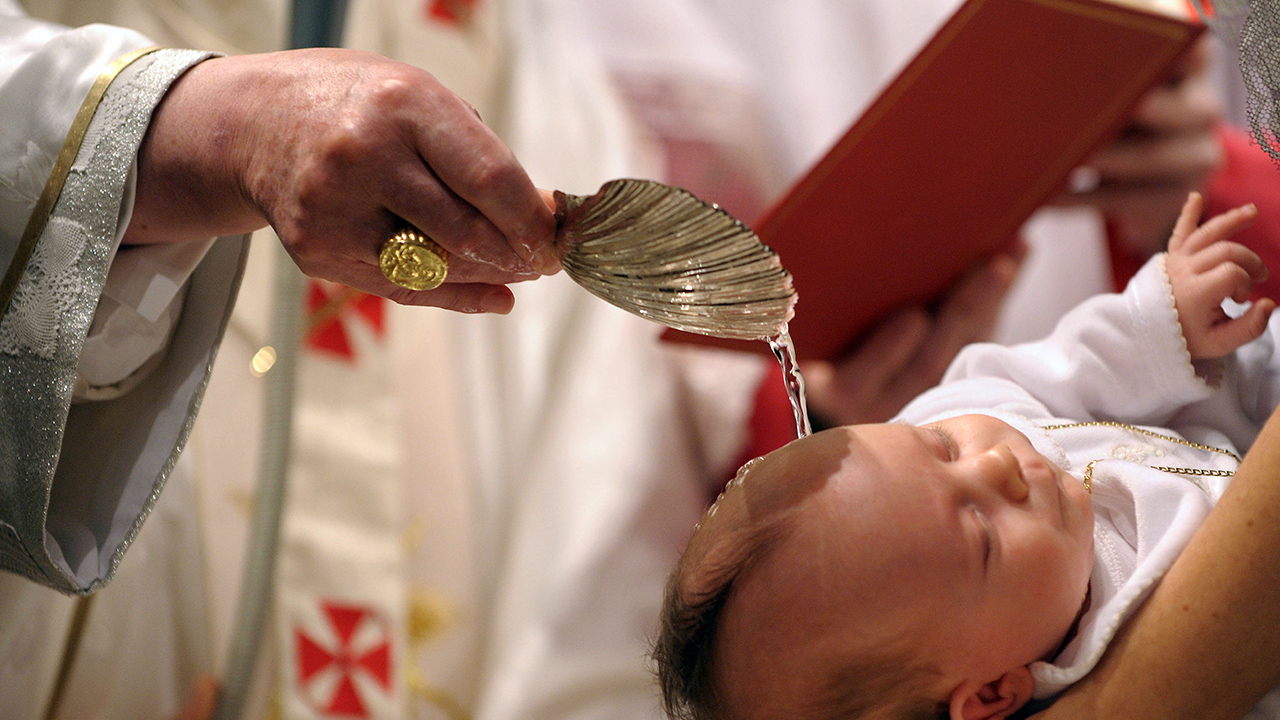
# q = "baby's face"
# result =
<box><xmin>713</xmin><ymin>415</ymin><xmax>1094</xmax><ymax>716</ymax></box>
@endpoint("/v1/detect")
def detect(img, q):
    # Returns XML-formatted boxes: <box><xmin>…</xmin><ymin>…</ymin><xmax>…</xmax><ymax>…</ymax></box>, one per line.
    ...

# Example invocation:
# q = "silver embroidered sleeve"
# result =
<box><xmin>0</xmin><ymin>48</ymin><xmax>235</xmax><ymax>594</ymax></box>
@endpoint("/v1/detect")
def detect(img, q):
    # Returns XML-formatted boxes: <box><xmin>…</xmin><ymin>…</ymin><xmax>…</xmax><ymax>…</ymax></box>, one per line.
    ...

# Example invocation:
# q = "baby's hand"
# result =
<box><xmin>1167</xmin><ymin>192</ymin><xmax>1275</xmax><ymax>360</ymax></box>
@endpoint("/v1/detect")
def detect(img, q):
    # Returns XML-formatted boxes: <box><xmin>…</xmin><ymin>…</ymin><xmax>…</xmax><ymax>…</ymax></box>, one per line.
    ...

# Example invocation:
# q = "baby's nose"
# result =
<box><xmin>984</xmin><ymin>444</ymin><xmax>1029</xmax><ymax>503</ymax></box>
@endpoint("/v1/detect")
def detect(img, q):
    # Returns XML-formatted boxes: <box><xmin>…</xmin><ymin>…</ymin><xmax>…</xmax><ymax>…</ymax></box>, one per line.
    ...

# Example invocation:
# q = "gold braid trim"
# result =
<box><xmin>0</xmin><ymin>45</ymin><xmax>163</xmax><ymax>317</ymax></box>
<box><xmin>1044</xmin><ymin>421</ymin><xmax>1240</xmax><ymax>494</ymax></box>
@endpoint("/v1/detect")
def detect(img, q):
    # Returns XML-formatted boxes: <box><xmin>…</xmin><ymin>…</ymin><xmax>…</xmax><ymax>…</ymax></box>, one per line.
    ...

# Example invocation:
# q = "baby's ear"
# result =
<box><xmin>948</xmin><ymin>667</ymin><xmax>1035</xmax><ymax>720</ymax></box>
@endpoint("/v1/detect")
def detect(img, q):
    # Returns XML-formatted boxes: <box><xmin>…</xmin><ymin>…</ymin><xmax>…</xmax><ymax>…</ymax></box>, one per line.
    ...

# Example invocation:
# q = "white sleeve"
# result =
<box><xmin>0</xmin><ymin>8</ymin><xmax>249</xmax><ymax>594</ymax></box>
<box><xmin>74</xmin><ymin>196</ymin><xmax>217</xmax><ymax>400</ymax></box>
<box><xmin>1169</xmin><ymin>307</ymin><xmax>1280</xmax><ymax>453</ymax></box>
<box><xmin>0</xmin><ymin>7</ymin><xmax>216</xmax><ymax>399</ymax></box>
<box><xmin>1226</xmin><ymin>310</ymin><xmax>1280</xmax><ymax>428</ymax></box>
<box><xmin>940</xmin><ymin>254</ymin><xmax>1215</xmax><ymax>427</ymax></box>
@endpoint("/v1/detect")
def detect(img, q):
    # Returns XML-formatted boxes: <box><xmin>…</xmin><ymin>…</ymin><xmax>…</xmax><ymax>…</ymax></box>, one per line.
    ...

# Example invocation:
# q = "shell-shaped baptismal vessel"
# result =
<box><xmin>556</xmin><ymin>179</ymin><xmax>796</xmax><ymax>341</ymax></box>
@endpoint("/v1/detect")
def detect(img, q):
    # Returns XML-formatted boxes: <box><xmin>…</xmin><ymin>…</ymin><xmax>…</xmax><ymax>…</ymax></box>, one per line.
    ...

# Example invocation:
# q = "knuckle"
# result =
<box><xmin>438</xmin><ymin>214</ymin><xmax>499</xmax><ymax>259</ymax></box>
<box><xmin>367</xmin><ymin>72</ymin><xmax>418</xmax><ymax>111</ymax></box>
<box><xmin>317</xmin><ymin>119</ymin><xmax>373</xmax><ymax>168</ymax></box>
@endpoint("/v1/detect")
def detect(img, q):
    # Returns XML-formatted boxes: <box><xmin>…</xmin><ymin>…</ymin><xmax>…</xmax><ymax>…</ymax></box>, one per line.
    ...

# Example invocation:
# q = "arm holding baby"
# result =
<box><xmin>1033</xmin><ymin>403</ymin><xmax>1280</xmax><ymax>720</ymax></box>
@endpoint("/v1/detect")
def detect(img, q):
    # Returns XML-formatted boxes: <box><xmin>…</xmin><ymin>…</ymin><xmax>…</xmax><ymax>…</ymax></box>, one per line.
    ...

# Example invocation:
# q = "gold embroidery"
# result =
<box><xmin>406</xmin><ymin>587</ymin><xmax>472</xmax><ymax>720</ymax></box>
<box><xmin>1044</xmin><ymin>420</ymin><xmax>1239</xmax><ymax>493</ymax></box>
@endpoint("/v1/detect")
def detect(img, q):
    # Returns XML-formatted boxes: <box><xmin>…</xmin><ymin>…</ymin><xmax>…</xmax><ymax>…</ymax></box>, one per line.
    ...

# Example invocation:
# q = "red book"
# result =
<box><xmin>662</xmin><ymin>0</ymin><xmax>1202</xmax><ymax>360</ymax></box>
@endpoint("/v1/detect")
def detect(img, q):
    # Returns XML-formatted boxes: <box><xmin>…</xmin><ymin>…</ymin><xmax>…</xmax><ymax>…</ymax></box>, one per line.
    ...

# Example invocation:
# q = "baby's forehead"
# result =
<box><xmin>709</xmin><ymin>424</ymin><xmax>900</xmax><ymax>541</ymax></box>
<box><xmin>702</xmin><ymin>428</ymin><xmax>952</xmax><ymax>714</ymax></box>
<box><xmin>745</xmin><ymin>422</ymin><xmax>919</xmax><ymax>506</ymax></box>
<box><xmin>754</xmin><ymin>424</ymin><xmax>964</xmax><ymax>567</ymax></box>
<box><xmin>743</xmin><ymin>426</ymin><xmax>863</xmax><ymax>508</ymax></box>
<box><xmin>677</xmin><ymin>428</ymin><xmax>860</xmax><ymax>593</ymax></box>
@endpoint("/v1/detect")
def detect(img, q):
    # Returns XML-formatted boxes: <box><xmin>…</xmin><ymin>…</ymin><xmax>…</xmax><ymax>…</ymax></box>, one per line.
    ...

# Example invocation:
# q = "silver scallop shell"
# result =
<box><xmin>556</xmin><ymin>178</ymin><xmax>796</xmax><ymax>341</ymax></box>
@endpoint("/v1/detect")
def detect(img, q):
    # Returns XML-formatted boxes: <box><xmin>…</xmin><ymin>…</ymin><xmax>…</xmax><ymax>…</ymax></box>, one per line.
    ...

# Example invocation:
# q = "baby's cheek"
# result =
<box><xmin>1025</xmin><ymin>537</ymin><xmax>1084</xmax><ymax>598</ymax></box>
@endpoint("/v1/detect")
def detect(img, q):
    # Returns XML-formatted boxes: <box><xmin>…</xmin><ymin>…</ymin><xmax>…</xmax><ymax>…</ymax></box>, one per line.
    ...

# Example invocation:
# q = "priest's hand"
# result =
<box><xmin>802</xmin><ymin>246</ymin><xmax>1023</xmax><ymax>425</ymax></box>
<box><xmin>124</xmin><ymin>49</ymin><xmax>558</xmax><ymax>314</ymax></box>
<box><xmin>1057</xmin><ymin>36</ymin><xmax>1225</xmax><ymax>261</ymax></box>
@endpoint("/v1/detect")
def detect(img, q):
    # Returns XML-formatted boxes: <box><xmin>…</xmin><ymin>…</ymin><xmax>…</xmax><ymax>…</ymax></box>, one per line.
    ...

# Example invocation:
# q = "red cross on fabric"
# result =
<box><xmin>295</xmin><ymin>601</ymin><xmax>394</xmax><ymax>717</ymax></box>
<box><xmin>306</xmin><ymin>281</ymin><xmax>386</xmax><ymax>362</ymax></box>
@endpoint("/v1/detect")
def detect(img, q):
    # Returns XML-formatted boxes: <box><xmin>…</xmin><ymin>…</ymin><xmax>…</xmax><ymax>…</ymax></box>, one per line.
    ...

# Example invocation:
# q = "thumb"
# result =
<box><xmin>539</xmin><ymin>187</ymin><xmax>557</xmax><ymax>214</ymax></box>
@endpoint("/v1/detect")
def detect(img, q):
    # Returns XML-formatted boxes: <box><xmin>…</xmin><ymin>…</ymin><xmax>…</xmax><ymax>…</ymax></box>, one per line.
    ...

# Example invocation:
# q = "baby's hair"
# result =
<box><xmin>652</xmin><ymin>510</ymin><xmax>790</xmax><ymax>720</ymax></box>
<box><xmin>652</xmin><ymin>442</ymin><xmax>950</xmax><ymax>720</ymax></box>
<box><xmin>654</xmin><ymin>541</ymin><xmax>946</xmax><ymax>720</ymax></box>
<box><xmin>819</xmin><ymin>655</ymin><xmax>949</xmax><ymax>720</ymax></box>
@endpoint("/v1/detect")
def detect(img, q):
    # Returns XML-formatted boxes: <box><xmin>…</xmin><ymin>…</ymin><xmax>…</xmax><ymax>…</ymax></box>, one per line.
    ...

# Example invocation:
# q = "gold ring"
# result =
<box><xmin>379</xmin><ymin>227</ymin><xmax>448</xmax><ymax>291</ymax></box>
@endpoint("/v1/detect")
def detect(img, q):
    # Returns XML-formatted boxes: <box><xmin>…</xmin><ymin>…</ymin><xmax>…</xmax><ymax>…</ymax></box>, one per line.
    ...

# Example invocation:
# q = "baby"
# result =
<box><xmin>654</xmin><ymin>192</ymin><xmax>1280</xmax><ymax>720</ymax></box>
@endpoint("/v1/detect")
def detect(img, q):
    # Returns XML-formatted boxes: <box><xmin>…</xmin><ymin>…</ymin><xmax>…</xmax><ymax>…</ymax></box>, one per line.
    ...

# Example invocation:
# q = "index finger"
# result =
<box><xmin>1180</xmin><ymin>202</ymin><xmax>1258</xmax><ymax>254</ymax></box>
<box><xmin>1167</xmin><ymin>192</ymin><xmax>1205</xmax><ymax>251</ymax></box>
<box><xmin>412</xmin><ymin>93</ymin><xmax>559</xmax><ymax>274</ymax></box>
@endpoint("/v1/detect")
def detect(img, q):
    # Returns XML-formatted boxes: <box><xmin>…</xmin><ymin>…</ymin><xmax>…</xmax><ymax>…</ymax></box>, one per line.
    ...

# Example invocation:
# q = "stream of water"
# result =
<box><xmin>767</xmin><ymin>324</ymin><xmax>811</xmax><ymax>439</ymax></box>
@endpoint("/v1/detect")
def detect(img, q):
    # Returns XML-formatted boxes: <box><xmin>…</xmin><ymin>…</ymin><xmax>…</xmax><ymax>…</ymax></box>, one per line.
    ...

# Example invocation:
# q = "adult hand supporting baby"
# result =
<box><xmin>1036</xmin><ymin>401</ymin><xmax>1280</xmax><ymax>720</ymax></box>
<box><xmin>803</xmin><ymin>245</ymin><xmax>1024</xmax><ymax>425</ymax></box>
<box><xmin>124</xmin><ymin>49</ymin><xmax>559</xmax><ymax>314</ymax></box>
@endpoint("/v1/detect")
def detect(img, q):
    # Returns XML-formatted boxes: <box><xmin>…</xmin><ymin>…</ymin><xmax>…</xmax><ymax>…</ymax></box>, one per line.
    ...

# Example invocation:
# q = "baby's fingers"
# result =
<box><xmin>1167</xmin><ymin>191</ymin><xmax>1205</xmax><ymax>251</ymax></box>
<box><xmin>1200</xmin><ymin>298</ymin><xmax>1276</xmax><ymax>358</ymax></box>
<box><xmin>1191</xmin><ymin>241</ymin><xmax>1270</xmax><ymax>283</ymax></box>
<box><xmin>1202</xmin><ymin>260</ymin><xmax>1262</xmax><ymax>305</ymax></box>
<box><xmin>1178</xmin><ymin>201</ymin><xmax>1258</xmax><ymax>254</ymax></box>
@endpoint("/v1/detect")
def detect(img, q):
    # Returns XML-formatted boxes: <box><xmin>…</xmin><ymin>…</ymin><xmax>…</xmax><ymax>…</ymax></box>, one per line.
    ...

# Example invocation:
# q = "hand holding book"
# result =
<box><xmin>661</xmin><ymin>0</ymin><xmax>1202</xmax><ymax>361</ymax></box>
<box><xmin>804</xmin><ymin>245</ymin><xmax>1024</xmax><ymax>425</ymax></box>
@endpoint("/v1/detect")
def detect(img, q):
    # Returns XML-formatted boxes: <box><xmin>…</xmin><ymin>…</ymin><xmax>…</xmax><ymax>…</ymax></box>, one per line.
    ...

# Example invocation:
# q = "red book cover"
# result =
<box><xmin>661</xmin><ymin>0</ymin><xmax>1202</xmax><ymax>360</ymax></box>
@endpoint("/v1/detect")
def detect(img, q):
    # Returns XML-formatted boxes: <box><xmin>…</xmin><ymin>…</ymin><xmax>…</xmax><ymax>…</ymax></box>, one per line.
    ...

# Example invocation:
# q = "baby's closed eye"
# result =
<box><xmin>930</xmin><ymin>425</ymin><xmax>958</xmax><ymax>461</ymax></box>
